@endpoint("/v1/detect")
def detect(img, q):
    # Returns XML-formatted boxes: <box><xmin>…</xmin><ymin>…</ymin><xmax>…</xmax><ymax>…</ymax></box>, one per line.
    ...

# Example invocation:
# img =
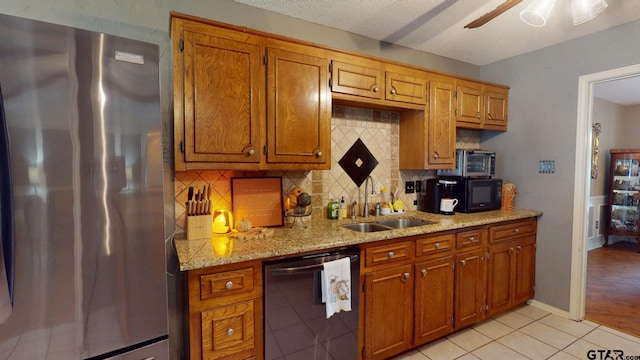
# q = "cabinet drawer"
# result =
<box><xmin>456</xmin><ymin>227</ymin><xmax>484</xmax><ymax>249</ymax></box>
<box><xmin>416</xmin><ymin>233</ymin><xmax>453</xmax><ymax>258</ymax></box>
<box><xmin>490</xmin><ymin>219</ymin><xmax>536</xmax><ymax>243</ymax></box>
<box><xmin>365</xmin><ymin>241</ymin><xmax>412</xmax><ymax>268</ymax></box>
<box><xmin>201</xmin><ymin>300</ymin><xmax>255</xmax><ymax>358</ymax></box>
<box><xmin>200</xmin><ymin>267</ymin><xmax>255</xmax><ymax>300</ymax></box>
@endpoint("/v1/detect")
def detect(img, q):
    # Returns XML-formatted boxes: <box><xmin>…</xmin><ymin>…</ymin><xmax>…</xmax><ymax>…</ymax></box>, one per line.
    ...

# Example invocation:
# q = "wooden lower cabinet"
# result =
<box><xmin>486</xmin><ymin>219</ymin><xmax>537</xmax><ymax>317</ymax></box>
<box><xmin>361</xmin><ymin>219</ymin><xmax>536</xmax><ymax>359</ymax></box>
<box><xmin>414</xmin><ymin>257</ymin><xmax>454</xmax><ymax>345</ymax></box>
<box><xmin>186</xmin><ymin>261</ymin><xmax>263</xmax><ymax>360</ymax></box>
<box><xmin>486</xmin><ymin>237</ymin><xmax>536</xmax><ymax>316</ymax></box>
<box><xmin>363</xmin><ymin>264</ymin><xmax>414</xmax><ymax>360</ymax></box>
<box><xmin>454</xmin><ymin>249</ymin><xmax>486</xmax><ymax>329</ymax></box>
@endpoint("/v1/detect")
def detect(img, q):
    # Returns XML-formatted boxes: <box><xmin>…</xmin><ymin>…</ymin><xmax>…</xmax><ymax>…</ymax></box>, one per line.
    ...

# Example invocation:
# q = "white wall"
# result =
<box><xmin>621</xmin><ymin>104</ymin><xmax>640</xmax><ymax>147</ymax></box>
<box><xmin>479</xmin><ymin>19</ymin><xmax>640</xmax><ymax>311</ymax></box>
<box><xmin>591</xmin><ymin>97</ymin><xmax>625</xmax><ymax>196</ymax></box>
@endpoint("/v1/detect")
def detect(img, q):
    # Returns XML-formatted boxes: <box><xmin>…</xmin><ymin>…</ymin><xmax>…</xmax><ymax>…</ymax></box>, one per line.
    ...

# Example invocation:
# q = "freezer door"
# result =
<box><xmin>0</xmin><ymin>14</ymin><xmax>167</xmax><ymax>359</ymax></box>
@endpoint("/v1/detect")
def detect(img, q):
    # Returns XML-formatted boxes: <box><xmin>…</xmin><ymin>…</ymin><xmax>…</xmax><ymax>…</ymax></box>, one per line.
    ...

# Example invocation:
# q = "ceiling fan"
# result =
<box><xmin>464</xmin><ymin>0</ymin><xmax>523</xmax><ymax>29</ymax></box>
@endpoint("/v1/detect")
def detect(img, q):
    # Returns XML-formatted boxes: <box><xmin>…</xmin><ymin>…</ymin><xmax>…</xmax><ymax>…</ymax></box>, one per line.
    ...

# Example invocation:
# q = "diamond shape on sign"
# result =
<box><xmin>338</xmin><ymin>138</ymin><xmax>378</xmax><ymax>187</ymax></box>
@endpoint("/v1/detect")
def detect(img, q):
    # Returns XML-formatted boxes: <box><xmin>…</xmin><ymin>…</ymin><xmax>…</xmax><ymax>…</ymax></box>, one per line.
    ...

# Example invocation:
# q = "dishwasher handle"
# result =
<box><xmin>270</xmin><ymin>254</ymin><xmax>358</xmax><ymax>275</ymax></box>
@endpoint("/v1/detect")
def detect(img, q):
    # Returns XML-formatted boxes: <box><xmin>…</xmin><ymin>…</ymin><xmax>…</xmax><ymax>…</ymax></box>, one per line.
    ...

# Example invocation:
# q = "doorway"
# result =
<box><xmin>570</xmin><ymin>63</ymin><xmax>640</xmax><ymax>322</ymax></box>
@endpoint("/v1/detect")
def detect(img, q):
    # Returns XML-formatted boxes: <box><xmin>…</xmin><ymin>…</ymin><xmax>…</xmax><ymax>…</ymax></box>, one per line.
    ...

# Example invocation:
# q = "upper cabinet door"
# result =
<box><xmin>180</xmin><ymin>28</ymin><xmax>264</xmax><ymax>167</ymax></box>
<box><xmin>456</xmin><ymin>80</ymin><xmax>483</xmax><ymax>129</ymax></box>
<box><xmin>483</xmin><ymin>85</ymin><xmax>509</xmax><ymax>131</ymax></box>
<box><xmin>428</xmin><ymin>74</ymin><xmax>456</xmax><ymax>167</ymax></box>
<box><xmin>266</xmin><ymin>42</ymin><xmax>330</xmax><ymax>167</ymax></box>
<box><xmin>330</xmin><ymin>56</ymin><xmax>384</xmax><ymax>100</ymax></box>
<box><xmin>385</xmin><ymin>64</ymin><xmax>428</xmax><ymax>105</ymax></box>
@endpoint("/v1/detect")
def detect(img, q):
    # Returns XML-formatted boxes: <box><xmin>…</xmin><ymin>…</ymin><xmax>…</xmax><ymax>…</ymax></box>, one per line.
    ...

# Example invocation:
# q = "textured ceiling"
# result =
<box><xmin>234</xmin><ymin>0</ymin><xmax>640</xmax><ymax>67</ymax></box>
<box><xmin>234</xmin><ymin>0</ymin><xmax>640</xmax><ymax>105</ymax></box>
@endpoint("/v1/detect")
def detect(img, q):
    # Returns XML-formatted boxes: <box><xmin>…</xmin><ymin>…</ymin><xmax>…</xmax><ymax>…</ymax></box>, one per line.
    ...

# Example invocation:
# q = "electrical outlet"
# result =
<box><xmin>415</xmin><ymin>180</ymin><xmax>423</xmax><ymax>193</ymax></box>
<box><xmin>405</xmin><ymin>181</ymin><xmax>415</xmax><ymax>194</ymax></box>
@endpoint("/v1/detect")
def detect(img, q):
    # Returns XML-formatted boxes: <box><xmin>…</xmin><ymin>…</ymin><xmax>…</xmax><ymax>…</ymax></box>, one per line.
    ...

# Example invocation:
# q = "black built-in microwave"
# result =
<box><xmin>452</xmin><ymin>178</ymin><xmax>502</xmax><ymax>213</ymax></box>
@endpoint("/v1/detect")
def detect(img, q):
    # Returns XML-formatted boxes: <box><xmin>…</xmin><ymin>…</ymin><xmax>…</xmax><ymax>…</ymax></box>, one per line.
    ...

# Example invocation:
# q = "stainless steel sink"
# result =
<box><xmin>341</xmin><ymin>223</ymin><xmax>392</xmax><ymax>233</ymax></box>
<box><xmin>376</xmin><ymin>218</ymin><xmax>436</xmax><ymax>229</ymax></box>
<box><xmin>341</xmin><ymin>218</ymin><xmax>436</xmax><ymax>232</ymax></box>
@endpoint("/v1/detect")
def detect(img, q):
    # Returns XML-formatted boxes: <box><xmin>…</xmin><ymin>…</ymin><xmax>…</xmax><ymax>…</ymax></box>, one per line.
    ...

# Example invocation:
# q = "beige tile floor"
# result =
<box><xmin>392</xmin><ymin>304</ymin><xmax>640</xmax><ymax>360</ymax></box>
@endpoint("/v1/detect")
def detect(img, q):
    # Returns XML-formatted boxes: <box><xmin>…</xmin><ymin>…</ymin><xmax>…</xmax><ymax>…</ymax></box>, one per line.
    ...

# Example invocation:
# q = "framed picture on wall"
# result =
<box><xmin>231</xmin><ymin>177</ymin><xmax>284</xmax><ymax>227</ymax></box>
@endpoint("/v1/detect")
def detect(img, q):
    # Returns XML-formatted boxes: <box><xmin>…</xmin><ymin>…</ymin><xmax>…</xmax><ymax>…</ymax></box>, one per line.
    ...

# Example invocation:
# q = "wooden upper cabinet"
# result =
<box><xmin>330</xmin><ymin>54</ymin><xmax>384</xmax><ymax>100</ymax></box>
<box><xmin>266</xmin><ymin>41</ymin><xmax>330</xmax><ymax>167</ymax></box>
<box><xmin>456</xmin><ymin>80</ymin><xmax>509</xmax><ymax>131</ymax></box>
<box><xmin>385</xmin><ymin>64</ymin><xmax>428</xmax><ymax>105</ymax></box>
<box><xmin>399</xmin><ymin>74</ymin><xmax>456</xmax><ymax>170</ymax></box>
<box><xmin>428</xmin><ymin>74</ymin><xmax>457</xmax><ymax>167</ymax></box>
<box><xmin>483</xmin><ymin>84</ymin><xmax>509</xmax><ymax>131</ymax></box>
<box><xmin>456</xmin><ymin>79</ymin><xmax>483</xmax><ymax>129</ymax></box>
<box><xmin>171</xmin><ymin>14</ymin><xmax>331</xmax><ymax>170</ymax></box>
<box><xmin>173</xmin><ymin>20</ymin><xmax>264</xmax><ymax>170</ymax></box>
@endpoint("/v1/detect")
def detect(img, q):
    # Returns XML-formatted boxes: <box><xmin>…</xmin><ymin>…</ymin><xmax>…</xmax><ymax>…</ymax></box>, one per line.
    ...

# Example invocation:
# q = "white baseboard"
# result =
<box><xmin>527</xmin><ymin>299</ymin><xmax>572</xmax><ymax>319</ymax></box>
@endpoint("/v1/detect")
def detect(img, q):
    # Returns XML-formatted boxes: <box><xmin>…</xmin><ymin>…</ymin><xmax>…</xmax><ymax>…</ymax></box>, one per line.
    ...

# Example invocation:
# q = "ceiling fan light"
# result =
<box><xmin>520</xmin><ymin>0</ymin><xmax>556</xmax><ymax>27</ymax></box>
<box><xmin>572</xmin><ymin>0</ymin><xmax>608</xmax><ymax>25</ymax></box>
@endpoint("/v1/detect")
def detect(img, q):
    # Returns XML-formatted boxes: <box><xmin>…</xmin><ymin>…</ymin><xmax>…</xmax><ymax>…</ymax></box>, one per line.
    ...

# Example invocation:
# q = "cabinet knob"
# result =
<box><xmin>316</xmin><ymin>151</ymin><xmax>323</xmax><ymax>158</ymax></box>
<box><xmin>477</xmin><ymin>112</ymin><xmax>481</xmax><ymax>119</ymax></box>
<box><xmin>401</xmin><ymin>272</ymin><xmax>410</xmax><ymax>282</ymax></box>
<box><xmin>373</xmin><ymin>86</ymin><xmax>379</xmax><ymax>93</ymax></box>
<box><xmin>517</xmin><ymin>245</ymin><xmax>522</xmax><ymax>251</ymax></box>
<box><xmin>421</xmin><ymin>269</ymin><xmax>427</xmax><ymax>277</ymax></box>
<box><xmin>434</xmin><ymin>242</ymin><xmax>440</xmax><ymax>249</ymax></box>
<box><xmin>226</xmin><ymin>328</ymin><xmax>234</xmax><ymax>336</ymax></box>
<box><xmin>469</xmin><ymin>236</ymin><xmax>475</xmax><ymax>242</ymax></box>
<box><xmin>388</xmin><ymin>251</ymin><xmax>395</xmax><ymax>258</ymax></box>
<box><xmin>460</xmin><ymin>259</ymin><xmax>467</xmax><ymax>266</ymax></box>
<box><xmin>513</xmin><ymin>228</ymin><xmax>520</xmax><ymax>234</ymax></box>
<box><xmin>390</xmin><ymin>87</ymin><xmax>397</xmax><ymax>95</ymax></box>
<box><xmin>225</xmin><ymin>281</ymin><xmax>233</xmax><ymax>289</ymax></box>
<box><xmin>433</xmin><ymin>152</ymin><xmax>439</xmax><ymax>160</ymax></box>
<box><xmin>248</xmin><ymin>149</ymin><xmax>255</xmax><ymax>156</ymax></box>
<box><xmin>487</xmin><ymin>113</ymin><xmax>493</xmax><ymax>120</ymax></box>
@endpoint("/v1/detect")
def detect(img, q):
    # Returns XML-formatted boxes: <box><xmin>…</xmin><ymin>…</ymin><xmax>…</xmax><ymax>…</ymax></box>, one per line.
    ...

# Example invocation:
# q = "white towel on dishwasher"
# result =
<box><xmin>322</xmin><ymin>257</ymin><xmax>352</xmax><ymax>319</ymax></box>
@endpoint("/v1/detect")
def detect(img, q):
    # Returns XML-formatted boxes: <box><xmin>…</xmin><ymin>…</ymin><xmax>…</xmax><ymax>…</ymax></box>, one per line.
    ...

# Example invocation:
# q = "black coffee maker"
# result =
<box><xmin>419</xmin><ymin>179</ymin><xmax>458</xmax><ymax>215</ymax></box>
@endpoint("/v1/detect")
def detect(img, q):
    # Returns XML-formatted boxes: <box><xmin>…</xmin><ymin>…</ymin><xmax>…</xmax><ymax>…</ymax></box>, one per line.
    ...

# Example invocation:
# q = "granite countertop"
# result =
<box><xmin>174</xmin><ymin>209</ymin><xmax>542</xmax><ymax>271</ymax></box>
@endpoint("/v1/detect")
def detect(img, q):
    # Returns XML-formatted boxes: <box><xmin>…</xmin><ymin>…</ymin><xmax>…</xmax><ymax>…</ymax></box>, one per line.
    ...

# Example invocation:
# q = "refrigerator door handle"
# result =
<box><xmin>0</xmin><ymin>83</ymin><xmax>14</xmax><ymax>324</ymax></box>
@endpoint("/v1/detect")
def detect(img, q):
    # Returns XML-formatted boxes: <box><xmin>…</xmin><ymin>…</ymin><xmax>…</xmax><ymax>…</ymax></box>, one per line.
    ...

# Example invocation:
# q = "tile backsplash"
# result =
<box><xmin>174</xmin><ymin>105</ymin><xmax>480</xmax><ymax>232</ymax></box>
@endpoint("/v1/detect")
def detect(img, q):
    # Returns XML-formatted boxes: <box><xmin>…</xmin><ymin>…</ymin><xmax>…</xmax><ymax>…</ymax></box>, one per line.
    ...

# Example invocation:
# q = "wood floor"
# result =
<box><xmin>585</xmin><ymin>240</ymin><xmax>640</xmax><ymax>338</ymax></box>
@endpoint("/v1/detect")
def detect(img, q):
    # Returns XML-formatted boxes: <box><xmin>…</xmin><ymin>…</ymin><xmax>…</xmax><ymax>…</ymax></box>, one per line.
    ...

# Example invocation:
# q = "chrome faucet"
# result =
<box><xmin>363</xmin><ymin>176</ymin><xmax>374</xmax><ymax>218</ymax></box>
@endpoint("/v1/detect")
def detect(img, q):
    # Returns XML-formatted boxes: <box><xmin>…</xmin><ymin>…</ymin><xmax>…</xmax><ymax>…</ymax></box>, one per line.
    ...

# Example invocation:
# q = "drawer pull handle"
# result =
<box><xmin>460</xmin><ymin>259</ymin><xmax>467</xmax><ymax>266</ymax></box>
<box><xmin>227</xmin><ymin>328</ymin><xmax>234</xmax><ymax>336</ymax></box>
<box><xmin>373</xmin><ymin>86</ymin><xmax>379</xmax><ymax>93</ymax></box>
<box><xmin>421</xmin><ymin>269</ymin><xmax>427</xmax><ymax>277</ymax></box>
<box><xmin>469</xmin><ymin>236</ymin><xmax>475</xmax><ymax>242</ymax></box>
<box><xmin>388</xmin><ymin>251</ymin><xmax>395</xmax><ymax>258</ymax></box>
<box><xmin>434</xmin><ymin>242</ymin><xmax>440</xmax><ymax>249</ymax></box>
<box><xmin>225</xmin><ymin>281</ymin><xmax>233</xmax><ymax>289</ymax></box>
<box><xmin>514</xmin><ymin>228</ymin><xmax>520</xmax><ymax>234</ymax></box>
<box><xmin>517</xmin><ymin>245</ymin><xmax>522</xmax><ymax>251</ymax></box>
<box><xmin>401</xmin><ymin>272</ymin><xmax>410</xmax><ymax>282</ymax></box>
<box><xmin>390</xmin><ymin>87</ymin><xmax>397</xmax><ymax>95</ymax></box>
<box><xmin>248</xmin><ymin>149</ymin><xmax>255</xmax><ymax>156</ymax></box>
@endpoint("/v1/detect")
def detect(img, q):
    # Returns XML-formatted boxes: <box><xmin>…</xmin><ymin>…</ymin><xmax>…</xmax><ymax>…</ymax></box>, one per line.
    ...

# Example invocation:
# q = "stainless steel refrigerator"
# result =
<box><xmin>0</xmin><ymin>14</ymin><xmax>168</xmax><ymax>359</ymax></box>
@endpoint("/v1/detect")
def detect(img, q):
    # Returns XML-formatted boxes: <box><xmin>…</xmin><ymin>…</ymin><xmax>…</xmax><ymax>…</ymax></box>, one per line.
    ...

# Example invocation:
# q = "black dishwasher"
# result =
<box><xmin>264</xmin><ymin>248</ymin><xmax>360</xmax><ymax>360</ymax></box>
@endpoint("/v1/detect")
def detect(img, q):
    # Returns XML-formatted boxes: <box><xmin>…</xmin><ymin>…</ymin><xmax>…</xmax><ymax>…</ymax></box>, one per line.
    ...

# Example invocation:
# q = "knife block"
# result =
<box><xmin>186</xmin><ymin>215</ymin><xmax>212</xmax><ymax>240</ymax></box>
